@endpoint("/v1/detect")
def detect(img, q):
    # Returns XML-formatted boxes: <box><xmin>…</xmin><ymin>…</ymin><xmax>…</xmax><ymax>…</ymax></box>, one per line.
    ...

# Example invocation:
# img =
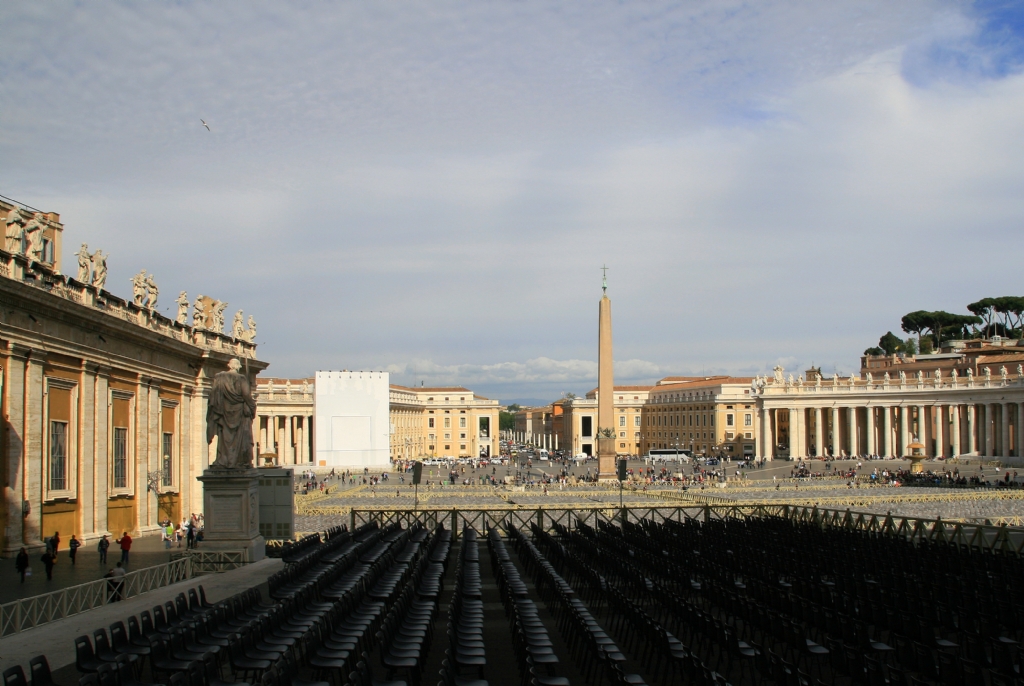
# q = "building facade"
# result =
<box><xmin>561</xmin><ymin>386</ymin><xmax>653</xmax><ymax>457</ymax></box>
<box><xmin>0</xmin><ymin>198</ymin><xmax>266</xmax><ymax>555</ymax></box>
<box><xmin>250</xmin><ymin>380</ymin><xmax>500</xmax><ymax>464</ymax></box>
<box><xmin>639</xmin><ymin>376</ymin><xmax>757</xmax><ymax>458</ymax></box>
<box><xmin>756</xmin><ymin>364</ymin><xmax>1024</xmax><ymax>464</ymax></box>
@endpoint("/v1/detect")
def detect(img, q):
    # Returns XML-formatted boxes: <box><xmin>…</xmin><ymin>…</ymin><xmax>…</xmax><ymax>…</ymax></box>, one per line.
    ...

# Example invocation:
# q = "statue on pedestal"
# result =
<box><xmin>213</xmin><ymin>301</ymin><xmax>228</xmax><ymax>333</ymax></box>
<box><xmin>246</xmin><ymin>315</ymin><xmax>257</xmax><ymax>343</ymax></box>
<box><xmin>175</xmin><ymin>292</ymin><xmax>189</xmax><ymax>324</ymax></box>
<box><xmin>145</xmin><ymin>273</ymin><xmax>159</xmax><ymax>310</ymax></box>
<box><xmin>773</xmin><ymin>366</ymin><xmax>784</xmax><ymax>384</ymax></box>
<box><xmin>193</xmin><ymin>295</ymin><xmax>207</xmax><ymax>329</ymax></box>
<box><xmin>24</xmin><ymin>213</ymin><xmax>46</xmax><ymax>262</ymax></box>
<box><xmin>5</xmin><ymin>207</ymin><xmax>25</xmax><ymax>253</ymax></box>
<box><xmin>1001</xmin><ymin>366</ymin><xmax>1008</xmax><ymax>385</ymax></box>
<box><xmin>76</xmin><ymin>244</ymin><xmax>92</xmax><ymax>282</ymax></box>
<box><xmin>206</xmin><ymin>358</ymin><xmax>257</xmax><ymax>470</ymax></box>
<box><xmin>967</xmin><ymin>368</ymin><xmax>974</xmax><ymax>385</ymax></box>
<box><xmin>232</xmin><ymin>310</ymin><xmax>245</xmax><ymax>339</ymax></box>
<box><xmin>899</xmin><ymin>370</ymin><xmax>906</xmax><ymax>385</ymax></box>
<box><xmin>131</xmin><ymin>270</ymin><xmax>148</xmax><ymax>307</ymax></box>
<box><xmin>951</xmin><ymin>369</ymin><xmax>958</xmax><ymax>386</ymax></box>
<box><xmin>91</xmin><ymin>251</ymin><xmax>107</xmax><ymax>289</ymax></box>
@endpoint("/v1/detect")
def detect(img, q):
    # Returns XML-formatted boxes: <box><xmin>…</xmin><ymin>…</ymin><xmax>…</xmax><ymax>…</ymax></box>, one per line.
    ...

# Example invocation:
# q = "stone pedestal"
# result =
<box><xmin>197</xmin><ymin>469</ymin><xmax>265</xmax><ymax>561</ymax></box>
<box><xmin>597</xmin><ymin>436</ymin><xmax>618</xmax><ymax>481</ymax></box>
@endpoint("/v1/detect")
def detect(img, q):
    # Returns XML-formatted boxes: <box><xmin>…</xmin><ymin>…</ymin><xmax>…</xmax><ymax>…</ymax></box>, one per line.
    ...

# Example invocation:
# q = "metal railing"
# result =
<box><xmin>0</xmin><ymin>557</ymin><xmax>193</xmax><ymax>636</ymax></box>
<box><xmin>177</xmin><ymin>549</ymin><xmax>249</xmax><ymax>573</ymax></box>
<box><xmin>348</xmin><ymin>503</ymin><xmax>1024</xmax><ymax>554</ymax></box>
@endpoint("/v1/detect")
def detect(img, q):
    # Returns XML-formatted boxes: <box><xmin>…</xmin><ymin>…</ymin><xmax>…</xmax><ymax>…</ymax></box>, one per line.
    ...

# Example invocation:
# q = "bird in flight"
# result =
<box><xmin>200</xmin><ymin>119</ymin><xmax>211</xmax><ymax>131</ymax></box>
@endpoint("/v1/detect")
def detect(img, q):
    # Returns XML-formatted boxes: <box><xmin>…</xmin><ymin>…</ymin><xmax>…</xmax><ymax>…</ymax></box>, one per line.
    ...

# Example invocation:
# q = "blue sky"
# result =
<box><xmin>2</xmin><ymin>1</ymin><xmax>1024</xmax><ymax>403</ymax></box>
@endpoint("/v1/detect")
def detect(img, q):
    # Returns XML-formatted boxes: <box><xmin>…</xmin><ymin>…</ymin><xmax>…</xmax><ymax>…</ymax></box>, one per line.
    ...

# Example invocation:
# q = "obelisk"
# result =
<box><xmin>597</xmin><ymin>266</ymin><xmax>617</xmax><ymax>480</ymax></box>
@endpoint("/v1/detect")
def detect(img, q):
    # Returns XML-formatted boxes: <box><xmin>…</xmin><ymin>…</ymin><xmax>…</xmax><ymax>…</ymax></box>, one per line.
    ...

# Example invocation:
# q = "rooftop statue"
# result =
<box><xmin>91</xmin><ymin>250</ymin><xmax>107</xmax><ymax>289</ymax></box>
<box><xmin>232</xmin><ymin>310</ymin><xmax>246</xmax><ymax>340</ymax></box>
<box><xmin>24</xmin><ymin>213</ymin><xmax>46</xmax><ymax>262</ymax></box>
<box><xmin>176</xmin><ymin>292</ymin><xmax>189</xmax><ymax>325</ymax></box>
<box><xmin>76</xmin><ymin>243</ymin><xmax>92</xmax><ymax>282</ymax></box>
<box><xmin>5</xmin><ymin>207</ymin><xmax>24</xmax><ymax>254</ymax></box>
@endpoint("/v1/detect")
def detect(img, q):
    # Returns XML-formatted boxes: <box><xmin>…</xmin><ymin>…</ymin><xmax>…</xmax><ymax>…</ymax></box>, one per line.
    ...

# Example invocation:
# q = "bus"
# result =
<box><xmin>537</xmin><ymin>449</ymin><xmax>549</xmax><ymax>461</ymax></box>
<box><xmin>645</xmin><ymin>448</ymin><xmax>692</xmax><ymax>462</ymax></box>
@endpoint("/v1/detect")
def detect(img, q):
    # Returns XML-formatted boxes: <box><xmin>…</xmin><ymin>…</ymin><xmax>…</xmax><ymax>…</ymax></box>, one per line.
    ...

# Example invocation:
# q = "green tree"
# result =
<box><xmin>864</xmin><ymin>346</ymin><xmax>885</xmax><ymax>356</ymax></box>
<box><xmin>919</xmin><ymin>337</ymin><xmax>934</xmax><ymax>354</ymax></box>
<box><xmin>900</xmin><ymin>310</ymin><xmax>930</xmax><ymax>349</ymax></box>
<box><xmin>499</xmin><ymin>411</ymin><xmax>516</xmax><ymax>432</ymax></box>
<box><xmin>878</xmin><ymin>331</ymin><xmax>903</xmax><ymax>355</ymax></box>
<box><xmin>903</xmin><ymin>337</ymin><xmax>917</xmax><ymax>355</ymax></box>
<box><xmin>967</xmin><ymin>298</ymin><xmax>995</xmax><ymax>337</ymax></box>
<box><xmin>506</xmin><ymin>403</ymin><xmax>522</xmax><ymax>413</ymax></box>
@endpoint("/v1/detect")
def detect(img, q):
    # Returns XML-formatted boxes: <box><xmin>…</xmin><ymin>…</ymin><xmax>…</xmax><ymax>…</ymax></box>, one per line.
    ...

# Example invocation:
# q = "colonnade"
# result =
<box><xmin>255</xmin><ymin>413</ymin><xmax>313</xmax><ymax>465</ymax></box>
<box><xmin>759</xmin><ymin>401</ymin><xmax>1024</xmax><ymax>460</ymax></box>
<box><xmin>508</xmin><ymin>431</ymin><xmax>559</xmax><ymax>451</ymax></box>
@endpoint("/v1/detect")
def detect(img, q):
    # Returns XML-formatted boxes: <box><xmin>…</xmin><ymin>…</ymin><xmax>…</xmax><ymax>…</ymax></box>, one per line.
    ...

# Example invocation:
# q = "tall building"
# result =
<box><xmin>639</xmin><ymin>376</ymin><xmax>756</xmax><ymax>458</ymax></box>
<box><xmin>561</xmin><ymin>386</ymin><xmax>653</xmax><ymax>457</ymax></box>
<box><xmin>0</xmin><ymin>198</ymin><xmax>267</xmax><ymax>554</ymax></box>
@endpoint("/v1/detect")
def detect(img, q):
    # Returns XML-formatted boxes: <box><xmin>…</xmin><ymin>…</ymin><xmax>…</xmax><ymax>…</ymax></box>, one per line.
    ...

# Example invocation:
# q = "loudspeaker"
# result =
<box><xmin>411</xmin><ymin>462</ymin><xmax>423</xmax><ymax>485</ymax></box>
<box><xmin>617</xmin><ymin>458</ymin><xmax>627</xmax><ymax>482</ymax></box>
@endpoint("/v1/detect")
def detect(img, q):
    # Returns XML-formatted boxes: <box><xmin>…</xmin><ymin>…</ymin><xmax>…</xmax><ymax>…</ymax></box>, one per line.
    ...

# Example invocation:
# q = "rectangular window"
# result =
<box><xmin>49</xmin><ymin>421</ymin><xmax>68</xmax><ymax>491</ymax></box>
<box><xmin>581</xmin><ymin>416</ymin><xmax>593</xmax><ymax>437</ymax></box>
<box><xmin>744</xmin><ymin>413</ymin><xmax>752</xmax><ymax>427</ymax></box>
<box><xmin>113</xmin><ymin>427</ymin><xmax>128</xmax><ymax>488</ymax></box>
<box><xmin>727</xmin><ymin>414</ymin><xmax>734</xmax><ymax>426</ymax></box>
<box><xmin>619</xmin><ymin>416</ymin><xmax>626</xmax><ymax>427</ymax></box>
<box><xmin>460</xmin><ymin>433</ymin><xmax>466</xmax><ymax>439</ymax></box>
<box><xmin>429</xmin><ymin>433</ymin><xmax>435</xmax><ymax>440</ymax></box>
<box><xmin>444</xmin><ymin>417</ymin><xmax>451</xmax><ymax>428</ymax></box>
<box><xmin>634</xmin><ymin>415</ymin><xmax>641</xmax><ymax>427</ymax></box>
<box><xmin>479</xmin><ymin>416</ymin><xmax>490</xmax><ymax>438</ymax></box>
<box><xmin>162</xmin><ymin>432</ymin><xmax>173</xmax><ymax>486</ymax></box>
<box><xmin>459</xmin><ymin>417</ymin><xmax>467</xmax><ymax>428</ymax></box>
<box><xmin>428</xmin><ymin>418</ymin><xmax>435</xmax><ymax>428</ymax></box>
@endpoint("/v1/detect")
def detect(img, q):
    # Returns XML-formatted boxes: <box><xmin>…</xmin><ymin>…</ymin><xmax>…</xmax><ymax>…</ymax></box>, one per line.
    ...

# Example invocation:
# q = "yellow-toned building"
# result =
<box><xmin>0</xmin><ymin>198</ymin><xmax>267</xmax><ymax>555</ymax></box>
<box><xmin>640</xmin><ymin>376</ymin><xmax>757</xmax><ymax>458</ymax></box>
<box><xmin>561</xmin><ymin>385</ymin><xmax>653</xmax><ymax>457</ymax></box>
<box><xmin>251</xmin><ymin>380</ymin><xmax>500</xmax><ymax>463</ymax></box>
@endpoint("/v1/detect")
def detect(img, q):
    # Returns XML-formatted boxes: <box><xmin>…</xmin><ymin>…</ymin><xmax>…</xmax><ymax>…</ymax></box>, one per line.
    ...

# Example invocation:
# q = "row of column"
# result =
<box><xmin>256</xmin><ymin>414</ymin><xmax>313</xmax><ymax>464</ymax></box>
<box><xmin>509</xmin><ymin>431</ymin><xmax>559</xmax><ymax>451</ymax></box>
<box><xmin>760</xmin><ymin>402</ymin><xmax>1024</xmax><ymax>459</ymax></box>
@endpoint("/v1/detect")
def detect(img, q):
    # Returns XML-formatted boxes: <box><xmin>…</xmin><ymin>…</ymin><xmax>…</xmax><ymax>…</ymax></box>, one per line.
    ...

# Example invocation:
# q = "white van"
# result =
<box><xmin>537</xmin><ymin>449</ymin><xmax>549</xmax><ymax>461</ymax></box>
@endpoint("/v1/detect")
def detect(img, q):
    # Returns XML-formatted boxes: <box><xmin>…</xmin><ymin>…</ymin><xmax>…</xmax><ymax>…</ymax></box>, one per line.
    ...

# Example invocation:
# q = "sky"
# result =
<box><xmin>2</xmin><ymin>1</ymin><xmax>1024</xmax><ymax>405</ymax></box>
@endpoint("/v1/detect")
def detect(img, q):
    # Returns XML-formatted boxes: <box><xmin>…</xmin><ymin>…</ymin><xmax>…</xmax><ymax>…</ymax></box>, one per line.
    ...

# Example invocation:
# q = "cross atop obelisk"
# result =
<box><xmin>597</xmin><ymin>264</ymin><xmax>616</xmax><ymax>479</ymax></box>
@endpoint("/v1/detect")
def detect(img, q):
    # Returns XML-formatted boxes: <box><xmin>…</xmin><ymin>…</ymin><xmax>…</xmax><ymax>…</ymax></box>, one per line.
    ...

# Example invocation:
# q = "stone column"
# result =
<box><xmin>790</xmin><ymin>408</ymin><xmax>803</xmax><ymax>458</ymax></box>
<box><xmin>1002</xmin><ymin>403</ymin><xmax>1011</xmax><ymax>458</ymax></box>
<box><xmin>145</xmin><ymin>377</ymin><xmax>161</xmax><ymax>533</ymax></box>
<box><xmin>296</xmin><ymin>419</ymin><xmax>305</xmax><ymax>463</ymax></box>
<box><xmin>94</xmin><ymin>367</ymin><xmax>110</xmax><ymax>536</ymax></box>
<box><xmin>762</xmin><ymin>408</ymin><xmax>773</xmax><ymax>460</ymax></box>
<box><xmin>259</xmin><ymin>417</ymin><xmax>267</xmax><ymax>453</ymax></box>
<box><xmin>3</xmin><ymin>345</ymin><xmax>29</xmax><ymax>553</ymax></box>
<box><xmin>814</xmin><ymin>408</ymin><xmax>824</xmax><ymax>457</ymax></box>
<box><xmin>79</xmin><ymin>361</ymin><xmax>97</xmax><ymax>538</ymax></box>
<box><xmin>968</xmin><ymin>405</ymin><xmax>977</xmax><ymax>455</ymax></box>
<box><xmin>24</xmin><ymin>351</ymin><xmax>46</xmax><ymax>546</ymax></box>
<box><xmin>937</xmin><ymin>405</ymin><xmax>948</xmax><ymax>458</ymax></box>
<box><xmin>899</xmin><ymin>406</ymin><xmax>909</xmax><ymax>457</ymax></box>
<box><xmin>847</xmin><ymin>406</ymin><xmax>858</xmax><ymax>456</ymax></box>
<box><xmin>1018</xmin><ymin>403</ymin><xmax>1024</xmax><ymax>459</ymax></box>
<box><xmin>831</xmin><ymin>407</ymin><xmax>840</xmax><ymax>457</ymax></box>
<box><xmin>285</xmin><ymin>414</ymin><xmax>293</xmax><ymax>464</ymax></box>
<box><xmin>916</xmin><ymin>405</ymin><xmax>926</xmax><ymax>453</ymax></box>
<box><xmin>951</xmin><ymin>405</ymin><xmax>961</xmax><ymax>458</ymax></box>
<box><xmin>882</xmin><ymin>406</ymin><xmax>892</xmax><ymax>457</ymax></box>
<box><xmin>985</xmin><ymin>404</ymin><xmax>995</xmax><ymax>457</ymax></box>
<box><xmin>865</xmin><ymin>406</ymin><xmax>876</xmax><ymax>456</ymax></box>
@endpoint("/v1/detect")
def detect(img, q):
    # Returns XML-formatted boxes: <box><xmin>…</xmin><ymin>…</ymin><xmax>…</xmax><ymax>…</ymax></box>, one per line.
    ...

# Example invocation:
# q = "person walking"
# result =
<box><xmin>41</xmin><ymin>548</ymin><xmax>55</xmax><ymax>580</ymax></box>
<box><xmin>116</xmin><ymin>531</ymin><xmax>132</xmax><ymax>565</ymax></box>
<box><xmin>105</xmin><ymin>562</ymin><xmax>126</xmax><ymax>602</ymax></box>
<box><xmin>51</xmin><ymin>531</ymin><xmax>60</xmax><ymax>564</ymax></box>
<box><xmin>15</xmin><ymin>547</ymin><xmax>29</xmax><ymax>583</ymax></box>
<box><xmin>98</xmin><ymin>535</ymin><xmax>109</xmax><ymax>564</ymax></box>
<box><xmin>68</xmin><ymin>534</ymin><xmax>81</xmax><ymax>565</ymax></box>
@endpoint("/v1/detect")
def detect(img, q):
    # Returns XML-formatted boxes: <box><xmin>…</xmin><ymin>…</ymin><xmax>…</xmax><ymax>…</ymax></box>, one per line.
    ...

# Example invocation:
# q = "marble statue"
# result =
<box><xmin>175</xmin><ymin>292</ymin><xmax>189</xmax><ymax>324</ymax></box>
<box><xmin>91</xmin><ymin>251</ymin><xmax>107</xmax><ymax>289</ymax></box>
<box><xmin>145</xmin><ymin>274</ymin><xmax>159</xmax><ymax>310</ymax></box>
<box><xmin>206</xmin><ymin>358</ymin><xmax>256</xmax><ymax>469</ymax></box>
<box><xmin>951</xmin><ymin>369</ymin><xmax>958</xmax><ymax>385</ymax></box>
<box><xmin>899</xmin><ymin>370</ymin><xmax>906</xmax><ymax>385</ymax></box>
<box><xmin>246</xmin><ymin>315</ymin><xmax>256</xmax><ymax>343</ymax></box>
<box><xmin>883</xmin><ymin>371</ymin><xmax>891</xmax><ymax>385</ymax></box>
<box><xmin>816</xmin><ymin>374</ymin><xmax>822</xmax><ymax>388</ymax></box>
<box><xmin>849</xmin><ymin>373</ymin><xmax>857</xmax><ymax>387</ymax></box>
<box><xmin>787</xmin><ymin>374</ymin><xmax>794</xmax><ymax>387</ymax></box>
<box><xmin>76</xmin><ymin>244</ymin><xmax>91</xmax><ymax>282</ymax></box>
<box><xmin>916</xmin><ymin>370</ymin><xmax>924</xmax><ymax>385</ymax></box>
<box><xmin>213</xmin><ymin>301</ymin><xmax>228</xmax><ymax>333</ymax></box>
<box><xmin>985</xmin><ymin>366</ymin><xmax>992</xmax><ymax>383</ymax></box>
<box><xmin>193</xmin><ymin>295</ymin><xmax>207</xmax><ymax>329</ymax></box>
<box><xmin>865</xmin><ymin>372</ymin><xmax>873</xmax><ymax>385</ymax></box>
<box><xmin>5</xmin><ymin>207</ymin><xmax>24</xmax><ymax>253</ymax></box>
<box><xmin>232</xmin><ymin>310</ymin><xmax>245</xmax><ymax>339</ymax></box>
<box><xmin>302</xmin><ymin>380</ymin><xmax>310</xmax><ymax>399</ymax></box>
<box><xmin>131</xmin><ymin>271</ymin><xmax>148</xmax><ymax>307</ymax></box>
<box><xmin>832</xmin><ymin>374</ymin><xmax>839</xmax><ymax>388</ymax></box>
<box><xmin>967</xmin><ymin>368</ymin><xmax>974</xmax><ymax>384</ymax></box>
<box><xmin>1018</xmin><ymin>364</ymin><xmax>1023</xmax><ymax>380</ymax></box>
<box><xmin>934</xmin><ymin>369</ymin><xmax>942</xmax><ymax>386</ymax></box>
<box><xmin>24</xmin><ymin>213</ymin><xmax>46</xmax><ymax>262</ymax></box>
<box><xmin>773</xmin><ymin>366</ymin><xmax>784</xmax><ymax>384</ymax></box>
<box><xmin>285</xmin><ymin>380</ymin><xmax>292</xmax><ymax>399</ymax></box>
<box><xmin>1001</xmin><ymin>366</ymin><xmax>1008</xmax><ymax>384</ymax></box>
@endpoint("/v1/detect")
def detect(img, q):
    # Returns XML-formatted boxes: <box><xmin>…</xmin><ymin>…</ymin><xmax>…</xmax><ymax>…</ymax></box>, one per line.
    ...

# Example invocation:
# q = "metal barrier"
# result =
<box><xmin>0</xmin><ymin>557</ymin><xmax>193</xmax><ymax>636</ymax></box>
<box><xmin>176</xmin><ymin>549</ymin><xmax>249</xmax><ymax>573</ymax></box>
<box><xmin>348</xmin><ymin>503</ymin><xmax>1024</xmax><ymax>554</ymax></box>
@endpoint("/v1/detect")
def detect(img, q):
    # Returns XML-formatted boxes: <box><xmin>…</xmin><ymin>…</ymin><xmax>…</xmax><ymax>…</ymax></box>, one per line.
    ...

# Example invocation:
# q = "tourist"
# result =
<box><xmin>51</xmin><ymin>531</ymin><xmax>60</xmax><ymax>562</ymax></box>
<box><xmin>116</xmin><ymin>531</ymin><xmax>132</xmax><ymax>564</ymax></box>
<box><xmin>105</xmin><ymin>562</ymin><xmax>126</xmax><ymax>601</ymax></box>
<box><xmin>15</xmin><ymin>547</ymin><xmax>29</xmax><ymax>582</ymax></box>
<box><xmin>98</xmin><ymin>534</ymin><xmax>109</xmax><ymax>563</ymax></box>
<box><xmin>41</xmin><ymin>548</ymin><xmax>55</xmax><ymax>580</ymax></box>
<box><xmin>68</xmin><ymin>534</ymin><xmax>81</xmax><ymax>565</ymax></box>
